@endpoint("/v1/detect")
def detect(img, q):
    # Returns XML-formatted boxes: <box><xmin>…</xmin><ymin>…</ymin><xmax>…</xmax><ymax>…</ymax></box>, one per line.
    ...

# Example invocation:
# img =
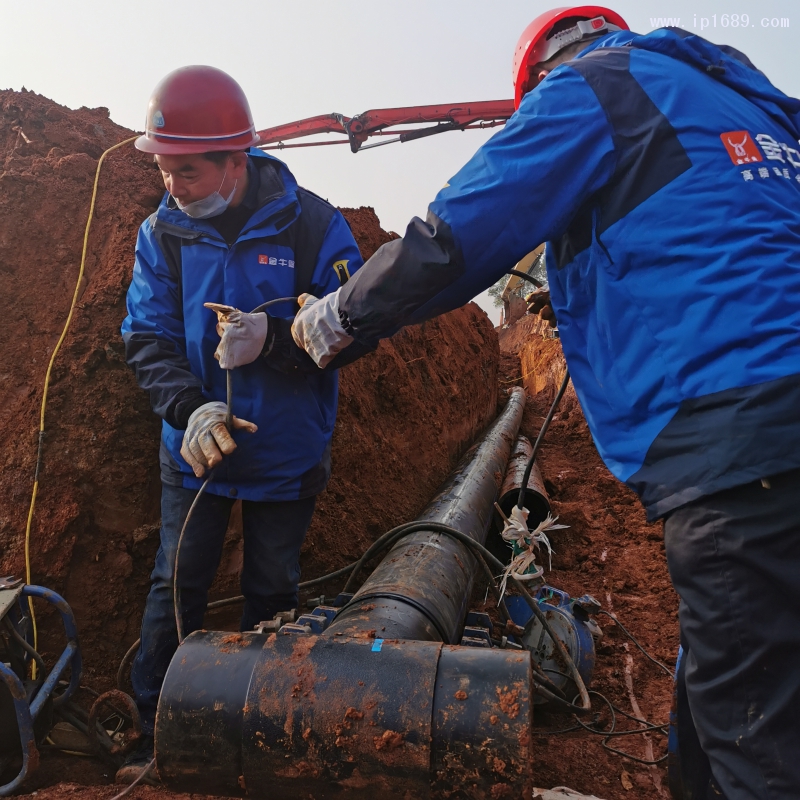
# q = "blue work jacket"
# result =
<box><xmin>337</xmin><ymin>29</ymin><xmax>800</xmax><ymax>519</ymax></box>
<box><xmin>122</xmin><ymin>150</ymin><xmax>363</xmax><ymax>501</ymax></box>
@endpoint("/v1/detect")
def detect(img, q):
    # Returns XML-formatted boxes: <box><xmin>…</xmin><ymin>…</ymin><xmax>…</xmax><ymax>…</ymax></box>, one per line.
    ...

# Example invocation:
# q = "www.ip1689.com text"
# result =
<box><xmin>649</xmin><ymin>14</ymin><xmax>789</xmax><ymax>30</ymax></box>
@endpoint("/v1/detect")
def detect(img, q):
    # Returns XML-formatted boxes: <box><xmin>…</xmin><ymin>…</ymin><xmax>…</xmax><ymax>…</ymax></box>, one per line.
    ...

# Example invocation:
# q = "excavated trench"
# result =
<box><xmin>0</xmin><ymin>91</ymin><xmax>678</xmax><ymax>800</ymax></box>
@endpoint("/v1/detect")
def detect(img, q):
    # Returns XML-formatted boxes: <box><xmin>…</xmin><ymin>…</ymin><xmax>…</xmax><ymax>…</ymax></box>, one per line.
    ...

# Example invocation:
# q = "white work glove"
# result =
<box><xmin>291</xmin><ymin>290</ymin><xmax>354</xmax><ymax>368</ymax></box>
<box><xmin>204</xmin><ymin>303</ymin><xmax>271</xmax><ymax>370</ymax></box>
<box><xmin>180</xmin><ymin>401</ymin><xmax>258</xmax><ymax>478</ymax></box>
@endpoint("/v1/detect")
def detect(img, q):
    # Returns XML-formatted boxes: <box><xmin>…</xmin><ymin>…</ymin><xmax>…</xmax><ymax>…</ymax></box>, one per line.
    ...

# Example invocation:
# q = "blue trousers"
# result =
<box><xmin>664</xmin><ymin>467</ymin><xmax>800</xmax><ymax>800</ymax></box>
<box><xmin>131</xmin><ymin>483</ymin><xmax>316</xmax><ymax>735</ymax></box>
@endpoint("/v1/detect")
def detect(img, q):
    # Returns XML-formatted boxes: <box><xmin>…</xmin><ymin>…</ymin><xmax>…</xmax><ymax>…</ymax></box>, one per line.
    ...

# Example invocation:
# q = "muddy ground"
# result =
<box><xmin>1</xmin><ymin>91</ymin><xmax>678</xmax><ymax>800</ymax></box>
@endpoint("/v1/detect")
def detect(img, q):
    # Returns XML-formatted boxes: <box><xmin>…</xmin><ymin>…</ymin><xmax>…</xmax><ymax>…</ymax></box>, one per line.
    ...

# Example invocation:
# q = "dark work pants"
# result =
<box><xmin>664</xmin><ymin>467</ymin><xmax>800</xmax><ymax>800</ymax></box>
<box><xmin>131</xmin><ymin>483</ymin><xmax>316</xmax><ymax>736</ymax></box>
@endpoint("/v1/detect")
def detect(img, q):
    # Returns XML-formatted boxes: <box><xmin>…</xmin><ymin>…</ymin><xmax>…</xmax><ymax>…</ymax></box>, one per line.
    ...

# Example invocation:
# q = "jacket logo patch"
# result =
<box><xmin>720</xmin><ymin>131</ymin><xmax>762</xmax><ymax>165</ymax></box>
<box><xmin>258</xmin><ymin>254</ymin><xmax>295</xmax><ymax>268</ymax></box>
<box><xmin>332</xmin><ymin>259</ymin><xmax>350</xmax><ymax>286</ymax></box>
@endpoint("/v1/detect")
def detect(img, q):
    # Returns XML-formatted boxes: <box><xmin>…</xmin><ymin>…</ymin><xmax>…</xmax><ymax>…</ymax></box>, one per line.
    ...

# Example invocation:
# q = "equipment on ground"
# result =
<box><xmin>0</xmin><ymin>578</ymin><xmax>82</xmax><ymax>796</ymax></box>
<box><xmin>506</xmin><ymin>588</ymin><xmax>599</xmax><ymax>704</ymax></box>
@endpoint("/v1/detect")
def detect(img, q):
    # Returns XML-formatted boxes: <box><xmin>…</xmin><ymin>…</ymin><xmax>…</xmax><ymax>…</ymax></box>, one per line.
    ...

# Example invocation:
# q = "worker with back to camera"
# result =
<box><xmin>117</xmin><ymin>65</ymin><xmax>362</xmax><ymax>784</ymax></box>
<box><xmin>291</xmin><ymin>8</ymin><xmax>800</xmax><ymax>799</ymax></box>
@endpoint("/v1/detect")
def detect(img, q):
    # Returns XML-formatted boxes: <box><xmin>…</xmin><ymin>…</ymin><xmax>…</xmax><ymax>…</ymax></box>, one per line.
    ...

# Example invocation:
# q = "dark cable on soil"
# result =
<box><xmin>108</xmin><ymin>757</ymin><xmax>156</xmax><ymax>799</ymax></box>
<box><xmin>597</xmin><ymin>609</ymin><xmax>674</xmax><ymax>678</ymax></box>
<box><xmin>517</xmin><ymin>370</ymin><xmax>570</xmax><ymax>510</ymax></box>
<box><xmin>537</xmin><ymin>684</ymin><xmax>670</xmax><ymax>765</ymax></box>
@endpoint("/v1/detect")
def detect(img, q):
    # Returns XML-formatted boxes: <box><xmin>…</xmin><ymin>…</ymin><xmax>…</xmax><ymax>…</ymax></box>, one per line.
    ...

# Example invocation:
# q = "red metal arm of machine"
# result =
<box><xmin>255</xmin><ymin>99</ymin><xmax>515</xmax><ymax>153</ymax></box>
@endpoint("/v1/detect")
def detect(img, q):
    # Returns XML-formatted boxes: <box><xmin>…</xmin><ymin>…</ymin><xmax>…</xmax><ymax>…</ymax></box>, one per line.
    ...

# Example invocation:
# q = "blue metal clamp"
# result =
<box><xmin>0</xmin><ymin>585</ymin><xmax>82</xmax><ymax>796</ymax></box>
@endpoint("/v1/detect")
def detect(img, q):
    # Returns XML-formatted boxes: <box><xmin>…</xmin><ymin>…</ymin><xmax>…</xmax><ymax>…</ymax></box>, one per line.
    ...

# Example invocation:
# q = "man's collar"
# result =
<box><xmin>240</xmin><ymin>157</ymin><xmax>261</xmax><ymax>210</ymax></box>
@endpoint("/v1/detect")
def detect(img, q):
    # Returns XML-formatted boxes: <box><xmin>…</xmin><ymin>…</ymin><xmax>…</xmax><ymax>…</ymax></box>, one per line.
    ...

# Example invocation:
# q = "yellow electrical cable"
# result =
<box><xmin>24</xmin><ymin>135</ymin><xmax>138</xmax><ymax>678</ymax></box>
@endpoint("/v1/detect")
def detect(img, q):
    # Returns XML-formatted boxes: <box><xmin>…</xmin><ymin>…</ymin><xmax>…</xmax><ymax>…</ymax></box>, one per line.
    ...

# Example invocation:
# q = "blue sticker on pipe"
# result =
<box><xmin>371</xmin><ymin>639</ymin><xmax>384</xmax><ymax>652</ymax></box>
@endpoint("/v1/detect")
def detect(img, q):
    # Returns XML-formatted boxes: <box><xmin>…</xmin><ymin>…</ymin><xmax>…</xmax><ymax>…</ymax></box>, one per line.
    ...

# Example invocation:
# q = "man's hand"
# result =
<box><xmin>204</xmin><ymin>303</ymin><xmax>272</xmax><ymax>370</ymax></box>
<box><xmin>291</xmin><ymin>291</ymin><xmax>354</xmax><ymax>368</ymax></box>
<box><xmin>525</xmin><ymin>287</ymin><xmax>557</xmax><ymax>328</ymax></box>
<box><xmin>180</xmin><ymin>401</ymin><xmax>257</xmax><ymax>477</ymax></box>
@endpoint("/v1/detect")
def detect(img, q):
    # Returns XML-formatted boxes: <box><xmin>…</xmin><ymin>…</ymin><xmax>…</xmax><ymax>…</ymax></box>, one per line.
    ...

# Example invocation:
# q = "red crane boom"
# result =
<box><xmin>255</xmin><ymin>100</ymin><xmax>515</xmax><ymax>153</ymax></box>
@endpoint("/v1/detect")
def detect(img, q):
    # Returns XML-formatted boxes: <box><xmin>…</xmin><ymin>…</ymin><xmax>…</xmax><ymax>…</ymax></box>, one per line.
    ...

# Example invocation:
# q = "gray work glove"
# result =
<box><xmin>204</xmin><ymin>302</ymin><xmax>273</xmax><ymax>370</ymax></box>
<box><xmin>525</xmin><ymin>287</ymin><xmax>557</xmax><ymax>328</ymax></box>
<box><xmin>180</xmin><ymin>401</ymin><xmax>258</xmax><ymax>478</ymax></box>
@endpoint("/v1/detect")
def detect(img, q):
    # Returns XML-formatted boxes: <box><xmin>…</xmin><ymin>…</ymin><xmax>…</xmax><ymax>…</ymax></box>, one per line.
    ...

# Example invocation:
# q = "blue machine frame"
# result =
<box><xmin>0</xmin><ymin>584</ymin><xmax>82</xmax><ymax>796</ymax></box>
<box><xmin>505</xmin><ymin>584</ymin><xmax>597</xmax><ymax>699</ymax></box>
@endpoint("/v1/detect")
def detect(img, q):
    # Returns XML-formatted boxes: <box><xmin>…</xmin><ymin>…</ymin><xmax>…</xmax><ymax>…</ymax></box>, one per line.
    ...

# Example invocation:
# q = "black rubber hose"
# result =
<box><xmin>249</xmin><ymin>296</ymin><xmax>299</xmax><ymax>314</ymax></box>
<box><xmin>517</xmin><ymin>371</ymin><xmax>570</xmax><ymax>510</ymax></box>
<box><xmin>343</xmin><ymin>526</ymin><xmax>411</xmax><ymax>593</ymax></box>
<box><xmin>506</xmin><ymin>269</ymin><xmax>544</xmax><ymax>288</ymax></box>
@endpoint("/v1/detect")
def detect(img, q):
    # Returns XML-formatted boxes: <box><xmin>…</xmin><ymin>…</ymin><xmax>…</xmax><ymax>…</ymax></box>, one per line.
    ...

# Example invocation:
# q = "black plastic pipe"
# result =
<box><xmin>327</xmin><ymin>386</ymin><xmax>526</xmax><ymax>643</ymax></box>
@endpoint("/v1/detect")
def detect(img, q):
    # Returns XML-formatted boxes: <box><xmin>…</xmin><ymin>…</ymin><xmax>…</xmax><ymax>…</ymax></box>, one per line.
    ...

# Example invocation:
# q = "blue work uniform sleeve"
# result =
<box><xmin>336</xmin><ymin>65</ymin><xmax>618</xmax><ymax>345</ymax></box>
<box><xmin>309</xmin><ymin>209</ymin><xmax>364</xmax><ymax>296</ymax></box>
<box><xmin>267</xmin><ymin>209</ymin><xmax>365</xmax><ymax>373</ymax></box>
<box><xmin>121</xmin><ymin>221</ymin><xmax>206</xmax><ymax>429</ymax></box>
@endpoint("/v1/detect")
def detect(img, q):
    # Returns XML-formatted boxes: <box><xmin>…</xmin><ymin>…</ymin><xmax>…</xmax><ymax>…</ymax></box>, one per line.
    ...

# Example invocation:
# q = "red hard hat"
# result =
<box><xmin>512</xmin><ymin>6</ymin><xmax>629</xmax><ymax>108</ymax></box>
<box><xmin>135</xmin><ymin>65</ymin><xmax>260</xmax><ymax>155</ymax></box>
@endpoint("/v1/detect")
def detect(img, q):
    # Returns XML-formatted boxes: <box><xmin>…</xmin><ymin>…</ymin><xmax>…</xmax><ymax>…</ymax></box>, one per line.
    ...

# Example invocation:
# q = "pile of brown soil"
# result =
<box><xmin>0</xmin><ymin>88</ymin><xmax>498</xmax><ymax>775</ymax></box>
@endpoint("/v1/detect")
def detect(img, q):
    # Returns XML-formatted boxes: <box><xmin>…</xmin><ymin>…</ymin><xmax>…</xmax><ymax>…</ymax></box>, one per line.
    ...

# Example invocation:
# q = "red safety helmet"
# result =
<box><xmin>512</xmin><ymin>6</ymin><xmax>629</xmax><ymax>108</ymax></box>
<box><xmin>135</xmin><ymin>65</ymin><xmax>260</xmax><ymax>155</ymax></box>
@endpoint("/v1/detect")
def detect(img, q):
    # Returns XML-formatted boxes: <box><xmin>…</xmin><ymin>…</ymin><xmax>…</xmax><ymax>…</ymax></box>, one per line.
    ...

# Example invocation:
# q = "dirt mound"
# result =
<box><xmin>0</xmin><ymin>90</ymin><xmax>499</xmax><ymax>700</ymax></box>
<box><xmin>337</xmin><ymin>205</ymin><xmax>399</xmax><ymax>257</ymax></box>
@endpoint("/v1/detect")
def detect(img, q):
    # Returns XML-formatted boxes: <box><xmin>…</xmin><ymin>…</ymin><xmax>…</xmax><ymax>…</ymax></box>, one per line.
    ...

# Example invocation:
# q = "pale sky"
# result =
<box><xmin>1</xmin><ymin>0</ymin><xmax>796</xmax><ymax>323</ymax></box>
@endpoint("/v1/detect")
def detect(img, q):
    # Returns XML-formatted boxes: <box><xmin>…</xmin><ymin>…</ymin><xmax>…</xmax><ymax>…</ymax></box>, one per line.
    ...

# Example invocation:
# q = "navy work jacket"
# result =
<box><xmin>336</xmin><ymin>29</ymin><xmax>800</xmax><ymax>519</ymax></box>
<box><xmin>122</xmin><ymin>150</ymin><xmax>363</xmax><ymax>501</ymax></box>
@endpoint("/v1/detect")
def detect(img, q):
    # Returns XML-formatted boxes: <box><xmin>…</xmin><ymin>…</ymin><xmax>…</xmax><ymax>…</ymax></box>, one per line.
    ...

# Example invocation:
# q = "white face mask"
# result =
<box><xmin>176</xmin><ymin>169</ymin><xmax>237</xmax><ymax>219</ymax></box>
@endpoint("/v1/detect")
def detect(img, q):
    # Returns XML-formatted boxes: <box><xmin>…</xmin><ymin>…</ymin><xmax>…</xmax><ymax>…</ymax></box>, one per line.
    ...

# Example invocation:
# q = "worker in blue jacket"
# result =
<box><xmin>118</xmin><ymin>66</ymin><xmax>362</xmax><ymax>784</ymax></box>
<box><xmin>292</xmin><ymin>8</ymin><xmax>800</xmax><ymax>800</ymax></box>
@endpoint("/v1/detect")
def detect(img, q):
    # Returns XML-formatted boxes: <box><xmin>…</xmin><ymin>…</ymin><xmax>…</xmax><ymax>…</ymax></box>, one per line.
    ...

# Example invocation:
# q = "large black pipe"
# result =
<box><xmin>155</xmin><ymin>387</ymin><xmax>532</xmax><ymax>798</ymax></box>
<box><xmin>494</xmin><ymin>435</ymin><xmax>551</xmax><ymax>530</ymax></box>
<box><xmin>328</xmin><ymin>386</ymin><xmax>526</xmax><ymax>643</ymax></box>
